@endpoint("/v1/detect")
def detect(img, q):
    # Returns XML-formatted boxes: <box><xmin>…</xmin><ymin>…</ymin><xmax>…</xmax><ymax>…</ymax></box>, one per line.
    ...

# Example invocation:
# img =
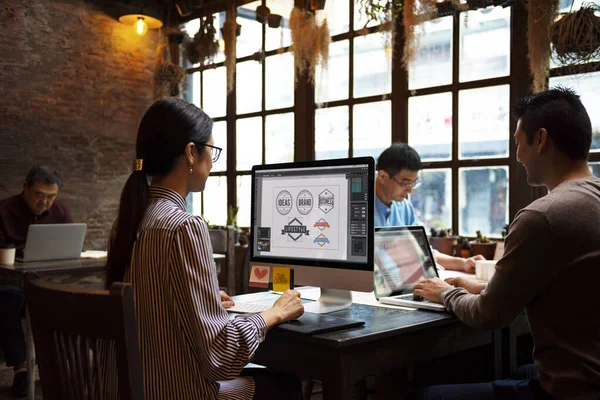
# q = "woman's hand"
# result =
<box><xmin>220</xmin><ymin>291</ymin><xmax>235</xmax><ymax>309</ymax></box>
<box><xmin>260</xmin><ymin>290</ymin><xmax>304</xmax><ymax>328</ymax></box>
<box><xmin>462</xmin><ymin>254</ymin><xmax>485</xmax><ymax>273</ymax></box>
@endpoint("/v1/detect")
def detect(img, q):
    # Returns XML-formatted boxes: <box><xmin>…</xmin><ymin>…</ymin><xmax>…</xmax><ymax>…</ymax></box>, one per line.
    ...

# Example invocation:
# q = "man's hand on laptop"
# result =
<box><xmin>462</xmin><ymin>254</ymin><xmax>485</xmax><ymax>273</ymax></box>
<box><xmin>444</xmin><ymin>277</ymin><xmax>485</xmax><ymax>295</ymax></box>
<box><xmin>413</xmin><ymin>278</ymin><xmax>451</xmax><ymax>304</ymax></box>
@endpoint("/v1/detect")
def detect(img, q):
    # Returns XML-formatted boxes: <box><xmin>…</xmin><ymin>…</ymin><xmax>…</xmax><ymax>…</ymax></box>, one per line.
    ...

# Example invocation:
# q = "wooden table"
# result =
<box><xmin>232</xmin><ymin>290</ymin><xmax>502</xmax><ymax>400</ymax></box>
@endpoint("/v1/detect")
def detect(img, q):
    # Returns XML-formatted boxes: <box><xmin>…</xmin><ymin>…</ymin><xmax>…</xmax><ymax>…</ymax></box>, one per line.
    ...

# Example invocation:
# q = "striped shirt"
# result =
<box><xmin>100</xmin><ymin>186</ymin><xmax>267</xmax><ymax>399</ymax></box>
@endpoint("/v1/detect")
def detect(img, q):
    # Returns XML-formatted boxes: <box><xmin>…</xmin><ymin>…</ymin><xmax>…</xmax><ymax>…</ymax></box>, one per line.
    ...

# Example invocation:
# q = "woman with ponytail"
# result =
<box><xmin>101</xmin><ymin>98</ymin><xmax>304</xmax><ymax>399</ymax></box>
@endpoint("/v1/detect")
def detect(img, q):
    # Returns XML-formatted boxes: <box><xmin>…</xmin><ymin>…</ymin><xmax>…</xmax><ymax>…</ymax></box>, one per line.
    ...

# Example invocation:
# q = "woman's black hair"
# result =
<box><xmin>106</xmin><ymin>98</ymin><xmax>213</xmax><ymax>286</ymax></box>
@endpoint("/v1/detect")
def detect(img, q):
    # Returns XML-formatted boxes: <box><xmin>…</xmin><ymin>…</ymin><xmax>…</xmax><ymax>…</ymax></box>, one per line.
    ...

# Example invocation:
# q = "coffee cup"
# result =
<box><xmin>475</xmin><ymin>260</ymin><xmax>497</xmax><ymax>281</ymax></box>
<box><xmin>0</xmin><ymin>244</ymin><xmax>16</xmax><ymax>266</ymax></box>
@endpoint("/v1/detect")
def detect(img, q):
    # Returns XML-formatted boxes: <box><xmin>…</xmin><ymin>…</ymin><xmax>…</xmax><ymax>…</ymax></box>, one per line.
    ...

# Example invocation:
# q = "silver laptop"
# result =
<box><xmin>16</xmin><ymin>223</ymin><xmax>87</xmax><ymax>262</ymax></box>
<box><xmin>373</xmin><ymin>226</ymin><xmax>446</xmax><ymax>312</ymax></box>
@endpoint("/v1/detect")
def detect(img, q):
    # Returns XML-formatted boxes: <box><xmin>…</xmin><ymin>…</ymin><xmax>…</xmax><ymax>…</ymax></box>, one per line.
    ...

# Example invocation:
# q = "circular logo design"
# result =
<box><xmin>296</xmin><ymin>190</ymin><xmax>314</xmax><ymax>215</ymax></box>
<box><xmin>276</xmin><ymin>190</ymin><xmax>292</xmax><ymax>215</ymax></box>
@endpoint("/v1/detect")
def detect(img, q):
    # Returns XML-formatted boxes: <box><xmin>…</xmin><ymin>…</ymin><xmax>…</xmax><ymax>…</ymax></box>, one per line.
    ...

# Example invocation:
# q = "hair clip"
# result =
<box><xmin>133</xmin><ymin>159</ymin><xmax>143</xmax><ymax>172</ymax></box>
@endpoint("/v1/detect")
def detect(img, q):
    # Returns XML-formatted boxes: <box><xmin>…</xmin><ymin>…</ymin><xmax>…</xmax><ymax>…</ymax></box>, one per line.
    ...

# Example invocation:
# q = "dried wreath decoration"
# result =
<box><xmin>155</xmin><ymin>62</ymin><xmax>186</xmax><ymax>99</ymax></box>
<box><xmin>184</xmin><ymin>15</ymin><xmax>219</xmax><ymax>66</ymax></box>
<box><xmin>551</xmin><ymin>3</ymin><xmax>600</xmax><ymax>66</ymax></box>
<box><xmin>290</xmin><ymin>7</ymin><xmax>330</xmax><ymax>84</ymax></box>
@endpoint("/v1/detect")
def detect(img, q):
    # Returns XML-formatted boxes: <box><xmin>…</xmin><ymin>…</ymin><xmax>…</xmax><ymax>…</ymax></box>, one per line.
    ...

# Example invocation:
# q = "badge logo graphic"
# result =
<box><xmin>296</xmin><ymin>190</ymin><xmax>313</xmax><ymax>215</ymax></box>
<box><xmin>314</xmin><ymin>233</ymin><xmax>330</xmax><ymax>247</ymax></box>
<box><xmin>275</xmin><ymin>190</ymin><xmax>292</xmax><ymax>215</ymax></box>
<box><xmin>318</xmin><ymin>189</ymin><xmax>334</xmax><ymax>213</ymax></box>
<box><xmin>314</xmin><ymin>218</ymin><xmax>330</xmax><ymax>231</ymax></box>
<box><xmin>281</xmin><ymin>217</ymin><xmax>310</xmax><ymax>242</ymax></box>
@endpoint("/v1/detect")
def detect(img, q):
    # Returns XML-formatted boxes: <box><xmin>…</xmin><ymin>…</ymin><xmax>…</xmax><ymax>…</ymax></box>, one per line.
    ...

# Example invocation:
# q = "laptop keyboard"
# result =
<box><xmin>395</xmin><ymin>294</ymin><xmax>426</xmax><ymax>302</ymax></box>
<box><xmin>226</xmin><ymin>302</ymin><xmax>272</xmax><ymax>314</ymax></box>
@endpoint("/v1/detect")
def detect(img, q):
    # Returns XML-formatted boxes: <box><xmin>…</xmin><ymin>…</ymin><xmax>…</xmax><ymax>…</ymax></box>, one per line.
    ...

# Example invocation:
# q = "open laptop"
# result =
<box><xmin>16</xmin><ymin>223</ymin><xmax>87</xmax><ymax>263</ymax></box>
<box><xmin>373</xmin><ymin>226</ymin><xmax>446</xmax><ymax>312</ymax></box>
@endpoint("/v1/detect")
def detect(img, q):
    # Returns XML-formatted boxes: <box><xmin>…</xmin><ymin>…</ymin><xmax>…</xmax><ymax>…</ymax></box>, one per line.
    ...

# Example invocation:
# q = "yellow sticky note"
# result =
<box><xmin>272</xmin><ymin>267</ymin><xmax>291</xmax><ymax>293</ymax></box>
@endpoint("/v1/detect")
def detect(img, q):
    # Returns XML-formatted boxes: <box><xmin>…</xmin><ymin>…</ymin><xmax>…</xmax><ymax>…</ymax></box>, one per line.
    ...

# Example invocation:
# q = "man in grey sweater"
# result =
<box><xmin>414</xmin><ymin>87</ymin><xmax>600</xmax><ymax>399</ymax></box>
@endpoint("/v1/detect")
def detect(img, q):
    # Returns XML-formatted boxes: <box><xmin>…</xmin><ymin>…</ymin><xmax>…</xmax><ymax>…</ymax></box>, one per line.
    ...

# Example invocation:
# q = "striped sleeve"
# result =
<box><xmin>169</xmin><ymin>216</ymin><xmax>266</xmax><ymax>382</ymax></box>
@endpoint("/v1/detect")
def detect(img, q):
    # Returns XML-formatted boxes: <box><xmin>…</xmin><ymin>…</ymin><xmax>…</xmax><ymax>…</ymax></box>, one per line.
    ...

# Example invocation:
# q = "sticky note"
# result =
<box><xmin>249</xmin><ymin>265</ymin><xmax>270</xmax><ymax>288</ymax></box>
<box><xmin>272</xmin><ymin>267</ymin><xmax>293</xmax><ymax>293</ymax></box>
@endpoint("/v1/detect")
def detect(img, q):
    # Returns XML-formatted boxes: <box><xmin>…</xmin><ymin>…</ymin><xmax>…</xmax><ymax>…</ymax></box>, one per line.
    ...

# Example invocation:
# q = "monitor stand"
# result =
<box><xmin>302</xmin><ymin>288</ymin><xmax>352</xmax><ymax>314</ymax></box>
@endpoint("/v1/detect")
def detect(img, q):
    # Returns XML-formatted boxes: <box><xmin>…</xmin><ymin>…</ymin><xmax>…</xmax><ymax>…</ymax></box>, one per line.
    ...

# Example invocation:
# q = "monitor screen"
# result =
<box><xmin>373</xmin><ymin>226</ymin><xmax>439</xmax><ymax>298</ymax></box>
<box><xmin>251</xmin><ymin>157</ymin><xmax>374</xmax><ymax>273</ymax></box>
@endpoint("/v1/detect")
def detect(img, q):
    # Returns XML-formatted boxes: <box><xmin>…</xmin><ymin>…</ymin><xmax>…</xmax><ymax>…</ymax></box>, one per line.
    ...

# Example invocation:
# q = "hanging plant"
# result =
<box><xmin>155</xmin><ymin>62</ymin><xmax>186</xmax><ymax>99</ymax></box>
<box><xmin>550</xmin><ymin>3</ymin><xmax>600</xmax><ymax>66</ymax></box>
<box><xmin>356</xmin><ymin>0</ymin><xmax>402</xmax><ymax>28</ymax></box>
<box><xmin>184</xmin><ymin>15</ymin><xmax>219</xmax><ymax>66</ymax></box>
<box><xmin>223</xmin><ymin>4</ymin><xmax>238</xmax><ymax>94</ymax></box>
<box><xmin>290</xmin><ymin>7</ymin><xmax>330</xmax><ymax>84</ymax></box>
<box><xmin>527</xmin><ymin>0</ymin><xmax>559</xmax><ymax>93</ymax></box>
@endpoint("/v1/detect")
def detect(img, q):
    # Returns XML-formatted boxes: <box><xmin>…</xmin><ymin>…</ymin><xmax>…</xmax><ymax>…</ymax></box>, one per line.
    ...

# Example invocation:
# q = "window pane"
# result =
<box><xmin>202</xmin><ymin>67</ymin><xmax>227</xmax><ymax>118</ymax></box>
<box><xmin>236</xmin><ymin>117</ymin><xmax>262</xmax><ymax>170</ymax></box>
<box><xmin>315</xmin><ymin>106</ymin><xmax>349</xmax><ymax>160</ymax></box>
<box><xmin>237</xmin><ymin>2</ymin><xmax>263</xmax><ymax>58</ymax></box>
<box><xmin>353</xmin><ymin>101</ymin><xmax>391</xmax><ymax>158</ymax></box>
<box><xmin>408</xmin><ymin>17</ymin><xmax>452</xmax><ymax>90</ymax></box>
<box><xmin>409</xmin><ymin>92</ymin><xmax>452</xmax><ymax>161</ymax></box>
<box><xmin>265</xmin><ymin>113</ymin><xmax>294</xmax><ymax>163</ymax></box>
<box><xmin>203</xmin><ymin>176</ymin><xmax>228</xmax><ymax>226</ymax></box>
<box><xmin>325</xmin><ymin>0</ymin><xmax>350</xmax><ymax>35</ymax></box>
<box><xmin>459</xmin><ymin>167</ymin><xmax>508</xmax><ymax>237</ymax></box>
<box><xmin>316</xmin><ymin>40</ymin><xmax>350</xmax><ymax>103</ymax></box>
<box><xmin>192</xmin><ymin>192</ymin><xmax>203</xmax><ymax>216</ymax></box>
<box><xmin>237</xmin><ymin>175</ymin><xmax>252</xmax><ymax>228</ymax></box>
<box><xmin>236</xmin><ymin>61</ymin><xmax>262</xmax><ymax>114</ymax></box>
<box><xmin>265</xmin><ymin>53</ymin><xmax>294</xmax><ymax>110</ymax></box>
<box><xmin>410</xmin><ymin>169</ymin><xmax>452</xmax><ymax>231</ymax></box>
<box><xmin>549</xmin><ymin>72</ymin><xmax>600</xmax><ymax>152</ymax></box>
<box><xmin>459</xmin><ymin>7</ymin><xmax>510</xmax><ymax>82</ymax></box>
<box><xmin>190</xmin><ymin>71</ymin><xmax>201</xmax><ymax>108</ymax></box>
<box><xmin>591</xmin><ymin>162</ymin><xmax>600</xmax><ymax>177</ymax></box>
<box><xmin>265</xmin><ymin>0</ymin><xmax>292</xmax><ymax>51</ymax></box>
<box><xmin>354</xmin><ymin>33</ymin><xmax>391</xmax><ymax>98</ymax></box>
<box><xmin>211</xmin><ymin>121</ymin><xmax>227</xmax><ymax>172</ymax></box>
<box><xmin>459</xmin><ymin>85</ymin><xmax>509</xmax><ymax>159</ymax></box>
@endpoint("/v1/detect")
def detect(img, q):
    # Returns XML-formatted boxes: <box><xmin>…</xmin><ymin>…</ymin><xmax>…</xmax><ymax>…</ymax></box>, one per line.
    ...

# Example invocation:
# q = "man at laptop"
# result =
<box><xmin>0</xmin><ymin>164</ymin><xmax>72</xmax><ymax>257</ymax></box>
<box><xmin>0</xmin><ymin>164</ymin><xmax>72</xmax><ymax>397</ymax></box>
<box><xmin>375</xmin><ymin>143</ymin><xmax>484</xmax><ymax>273</ymax></box>
<box><xmin>414</xmin><ymin>87</ymin><xmax>600</xmax><ymax>398</ymax></box>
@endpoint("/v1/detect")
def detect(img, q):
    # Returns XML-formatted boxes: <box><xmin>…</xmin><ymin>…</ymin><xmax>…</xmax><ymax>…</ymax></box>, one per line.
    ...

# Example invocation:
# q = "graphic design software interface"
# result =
<box><xmin>253</xmin><ymin>163</ymin><xmax>370</xmax><ymax>264</ymax></box>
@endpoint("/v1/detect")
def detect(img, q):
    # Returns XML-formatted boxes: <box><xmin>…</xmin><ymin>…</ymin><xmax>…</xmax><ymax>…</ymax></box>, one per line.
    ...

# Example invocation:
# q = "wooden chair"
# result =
<box><xmin>24</xmin><ymin>276</ymin><xmax>143</xmax><ymax>400</ymax></box>
<box><xmin>209</xmin><ymin>226</ymin><xmax>236</xmax><ymax>295</ymax></box>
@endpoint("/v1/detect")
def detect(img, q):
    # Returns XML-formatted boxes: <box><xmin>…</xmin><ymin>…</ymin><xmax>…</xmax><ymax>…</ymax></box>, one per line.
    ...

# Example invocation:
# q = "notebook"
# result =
<box><xmin>373</xmin><ymin>226</ymin><xmax>446</xmax><ymax>312</ymax></box>
<box><xmin>16</xmin><ymin>223</ymin><xmax>87</xmax><ymax>262</ymax></box>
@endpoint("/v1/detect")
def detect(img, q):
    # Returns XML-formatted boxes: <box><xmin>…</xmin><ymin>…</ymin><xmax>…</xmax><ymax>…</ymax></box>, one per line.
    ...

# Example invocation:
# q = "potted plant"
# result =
<box><xmin>454</xmin><ymin>236</ymin><xmax>472</xmax><ymax>258</ymax></box>
<box><xmin>227</xmin><ymin>205</ymin><xmax>240</xmax><ymax>244</ymax></box>
<box><xmin>470</xmin><ymin>230</ymin><xmax>497</xmax><ymax>260</ymax></box>
<box><xmin>428</xmin><ymin>227</ymin><xmax>457</xmax><ymax>256</ymax></box>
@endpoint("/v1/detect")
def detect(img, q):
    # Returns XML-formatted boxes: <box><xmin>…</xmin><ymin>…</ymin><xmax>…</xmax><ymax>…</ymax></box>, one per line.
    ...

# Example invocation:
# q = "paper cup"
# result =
<box><xmin>0</xmin><ymin>245</ymin><xmax>16</xmax><ymax>266</ymax></box>
<box><xmin>475</xmin><ymin>260</ymin><xmax>498</xmax><ymax>281</ymax></box>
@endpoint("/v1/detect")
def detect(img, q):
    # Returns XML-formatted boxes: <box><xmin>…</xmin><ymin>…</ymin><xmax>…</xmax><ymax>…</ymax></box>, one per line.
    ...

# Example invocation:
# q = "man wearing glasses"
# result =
<box><xmin>0</xmin><ymin>164</ymin><xmax>72</xmax><ymax>397</ymax></box>
<box><xmin>375</xmin><ymin>143</ymin><xmax>484</xmax><ymax>272</ymax></box>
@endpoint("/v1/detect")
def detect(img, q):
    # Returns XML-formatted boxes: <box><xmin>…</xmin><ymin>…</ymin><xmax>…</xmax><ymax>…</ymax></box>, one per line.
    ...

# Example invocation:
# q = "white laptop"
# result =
<box><xmin>16</xmin><ymin>223</ymin><xmax>87</xmax><ymax>262</ymax></box>
<box><xmin>373</xmin><ymin>226</ymin><xmax>446</xmax><ymax>312</ymax></box>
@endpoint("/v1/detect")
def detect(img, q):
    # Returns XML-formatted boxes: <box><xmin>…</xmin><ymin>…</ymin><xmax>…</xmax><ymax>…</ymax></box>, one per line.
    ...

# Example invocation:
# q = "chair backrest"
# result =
<box><xmin>209</xmin><ymin>226</ymin><xmax>236</xmax><ymax>294</ymax></box>
<box><xmin>24</xmin><ymin>276</ymin><xmax>143</xmax><ymax>400</ymax></box>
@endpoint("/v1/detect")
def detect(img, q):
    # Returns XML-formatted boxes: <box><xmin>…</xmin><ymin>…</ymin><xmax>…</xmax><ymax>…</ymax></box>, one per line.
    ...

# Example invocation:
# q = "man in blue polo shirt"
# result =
<box><xmin>375</xmin><ymin>143</ymin><xmax>484</xmax><ymax>272</ymax></box>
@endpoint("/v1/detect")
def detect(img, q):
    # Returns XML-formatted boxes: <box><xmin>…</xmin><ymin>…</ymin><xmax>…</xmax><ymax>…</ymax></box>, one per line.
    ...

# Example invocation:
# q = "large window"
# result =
<box><xmin>185</xmin><ymin>1</ymin><xmax>295</xmax><ymax>226</ymax></box>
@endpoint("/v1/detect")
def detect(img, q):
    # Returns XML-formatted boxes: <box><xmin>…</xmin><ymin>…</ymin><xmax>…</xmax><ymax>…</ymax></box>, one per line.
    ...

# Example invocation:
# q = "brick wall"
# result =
<box><xmin>0</xmin><ymin>0</ymin><xmax>160</xmax><ymax>249</ymax></box>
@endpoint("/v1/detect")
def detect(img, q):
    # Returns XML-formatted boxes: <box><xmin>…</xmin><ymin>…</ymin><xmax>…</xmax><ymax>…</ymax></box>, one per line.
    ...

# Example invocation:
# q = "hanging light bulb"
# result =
<box><xmin>134</xmin><ymin>17</ymin><xmax>148</xmax><ymax>36</ymax></box>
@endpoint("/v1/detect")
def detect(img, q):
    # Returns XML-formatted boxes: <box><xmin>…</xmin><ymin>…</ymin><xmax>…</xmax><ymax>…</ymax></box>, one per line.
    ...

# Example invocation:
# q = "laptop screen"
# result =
<box><xmin>373</xmin><ymin>226</ymin><xmax>438</xmax><ymax>298</ymax></box>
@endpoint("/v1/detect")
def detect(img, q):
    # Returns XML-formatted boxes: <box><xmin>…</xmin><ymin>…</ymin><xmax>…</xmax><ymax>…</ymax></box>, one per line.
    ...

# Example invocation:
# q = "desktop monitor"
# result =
<box><xmin>250</xmin><ymin>157</ymin><xmax>375</xmax><ymax>313</ymax></box>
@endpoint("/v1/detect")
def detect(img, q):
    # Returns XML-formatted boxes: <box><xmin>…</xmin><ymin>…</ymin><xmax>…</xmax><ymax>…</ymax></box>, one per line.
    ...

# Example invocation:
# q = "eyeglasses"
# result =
<box><xmin>203</xmin><ymin>144</ymin><xmax>222</xmax><ymax>163</ymax></box>
<box><xmin>389</xmin><ymin>175</ymin><xmax>421</xmax><ymax>189</ymax></box>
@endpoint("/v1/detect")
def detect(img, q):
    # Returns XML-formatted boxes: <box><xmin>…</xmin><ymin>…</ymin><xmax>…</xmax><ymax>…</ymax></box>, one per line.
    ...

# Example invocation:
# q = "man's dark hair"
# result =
<box><xmin>376</xmin><ymin>143</ymin><xmax>422</xmax><ymax>176</ymax></box>
<box><xmin>25</xmin><ymin>164</ymin><xmax>62</xmax><ymax>187</ymax></box>
<box><xmin>513</xmin><ymin>86</ymin><xmax>592</xmax><ymax>160</ymax></box>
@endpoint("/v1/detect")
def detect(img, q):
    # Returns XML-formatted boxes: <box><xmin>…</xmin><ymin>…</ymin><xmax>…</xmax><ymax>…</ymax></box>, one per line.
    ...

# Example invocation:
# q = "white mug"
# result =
<box><xmin>0</xmin><ymin>246</ymin><xmax>16</xmax><ymax>266</ymax></box>
<box><xmin>475</xmin><ymin>260</ymin><xmax>498</xmax><ymax>281</ymax></box>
